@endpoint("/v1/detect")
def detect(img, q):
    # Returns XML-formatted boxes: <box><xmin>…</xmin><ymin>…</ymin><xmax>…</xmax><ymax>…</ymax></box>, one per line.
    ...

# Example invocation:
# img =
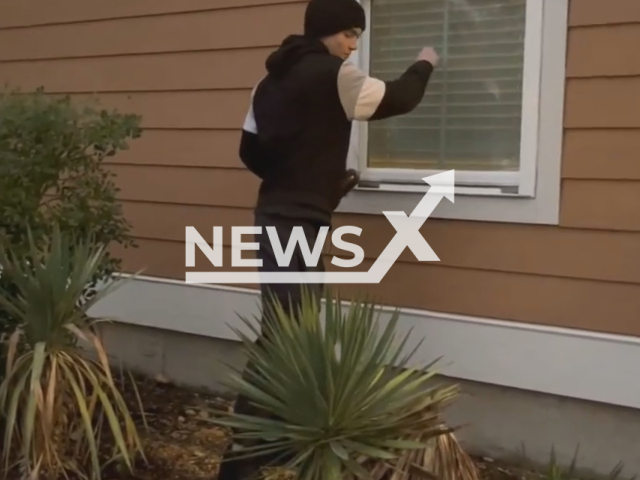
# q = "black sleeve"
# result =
<box><xmin>370</xmin><ymin>61</ymin><xmax>434</xmax><ymax>120</ymax></box>
<box><xmin>337</xmin><ymin>60</ymin><xmax>434</xmax><ymax>122</ymax></box>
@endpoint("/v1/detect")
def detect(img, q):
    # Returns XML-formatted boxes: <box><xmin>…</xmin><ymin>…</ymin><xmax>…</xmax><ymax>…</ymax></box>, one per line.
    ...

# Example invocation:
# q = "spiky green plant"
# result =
<box><xmin>211</xmin><ymin>287</ymin><xmax>461</xmax><ymax>480</ymax></box>
<box><xmin>517</xmin><ymin>444</ymin><xmax>631</xmax><ymax>480</ymax></box>
<box><xmin>0</xmin><ymin>225</ymin><xmax>145</xmax><ymax>480</ymax></box>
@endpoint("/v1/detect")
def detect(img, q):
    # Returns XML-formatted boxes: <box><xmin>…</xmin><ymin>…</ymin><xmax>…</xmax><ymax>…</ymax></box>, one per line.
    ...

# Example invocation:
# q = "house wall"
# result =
<box><xmin>2</xmin><ymin>0</ymin><xmax>638</xmax><ymax>337</ymax></box>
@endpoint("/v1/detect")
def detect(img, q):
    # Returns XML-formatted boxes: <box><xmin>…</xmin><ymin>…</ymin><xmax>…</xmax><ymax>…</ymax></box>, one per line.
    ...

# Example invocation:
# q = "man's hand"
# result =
<box><xmin>341</xmin><ymin>169</ymin><xmax>360</xmax><ymax>197</ymax></box>
<box><xmin>418</xmin><ymin>47</ymin><xmax>440</xmax><ymax>68</ymax></box>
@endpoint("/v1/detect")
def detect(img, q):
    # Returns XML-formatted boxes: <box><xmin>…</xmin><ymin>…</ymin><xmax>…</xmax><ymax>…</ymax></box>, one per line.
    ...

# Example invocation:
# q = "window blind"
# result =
<box><xmin>367</xmin><ymin>0</ymin><xmax>527</xmax><ymax>172</ymax></box>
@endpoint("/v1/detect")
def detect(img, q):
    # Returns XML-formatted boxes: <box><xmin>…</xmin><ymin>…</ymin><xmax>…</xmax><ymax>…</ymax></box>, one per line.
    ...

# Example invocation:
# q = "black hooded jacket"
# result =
<box><xmin>239</xmin><ymin>34</ymin><xmax>434</xmax><ymax>225</ymax></box>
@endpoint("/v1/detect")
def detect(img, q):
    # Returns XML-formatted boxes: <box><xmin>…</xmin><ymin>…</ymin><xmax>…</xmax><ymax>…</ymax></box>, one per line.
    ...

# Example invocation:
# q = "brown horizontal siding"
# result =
<box><xmin>110</xmin><ymin>165</ymin><xmax>259</xmax><ymax>208</ymax></box>
<box><xmin>112</xmin><ymin>238</ymin><xmax>640</xmax><ymax>337</ymax></box>
<box><xmin>562</xmin><ymin>130</ymin><xmax>640</xmax><ymax>180</ymax></box>
<box><xmin>562</xmin><ymin>8</ymin><xmax>640</xmax><ymax>239</ymax></box>
<box><xmin>109</xmin><ymin>130</ymin><xmax>244</xmax><ymax>169</ymax></box>
<box><xmin>0</xmin><ymin>3</ymin><xmax>305</xmax><ymax>61</ymax></box>
<box><xmin>0</xmin><ymin>0</ymin><xmax>303</xmax><ymax>28</ymax></box>
<box><xmin>569</xmin><ymin>0</ymin><xmax>640</xmax><ymax>26</ymax></box>
<box><xmin>63</xmin><ymin>90</ymin><xmax>252</xmax><ymax>129</ymax></box>
<box><xmin>120</xmin><ymin>201</ymin><xmax>640</xmax><ymax>285</ymax></box>
<box><xmin>561</xmin><ymin>180</ymin><xmax>640</xmax><ymax>232</ymax></box>
<box><xmin>2</xmin><ymin>0</ymin><xmax>639</xmax><ymax>337</ymax></box>
<box><xmin>563</xmin><ymin>10</ymin><xmax>640</xmax><ymax>235</ymax></box>
<box><xmin>565</xmin><ymin>78</ymin><xmax>640</xmax><ymax>128</ymax></box>
<box><xmin>2</xmin><ymin>48</ymin><xmax>271</xmax><ymax>92</ymax></box>
<box><xmin>566</xmin><ymin>24</ymin><xmax>640</xmax><ymax>77</ymax></box>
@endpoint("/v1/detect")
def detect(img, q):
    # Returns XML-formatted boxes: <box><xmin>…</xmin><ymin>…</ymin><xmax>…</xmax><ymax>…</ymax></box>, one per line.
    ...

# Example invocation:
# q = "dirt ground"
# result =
<box><xmin>109</xmin><ymin>374</ymin><xmax>232</xmax><ymax>479</ymax></box>
<box><xmin>107</xmin><ymin>374</ymin><xmax>538</xmax><ymax>480</ymax></box>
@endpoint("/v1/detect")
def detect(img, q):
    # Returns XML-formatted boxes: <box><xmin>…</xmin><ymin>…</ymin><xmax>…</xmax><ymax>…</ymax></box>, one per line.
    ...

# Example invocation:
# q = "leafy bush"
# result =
<box><xmin>0</xmin><ymin>86</ymin><xmax>141</xmax><ymax>338</ymax></box>
<box><xmin>212</xmin><ymin>288</ymin><xmax>461</xmax><ymax>480</ymax></box>
<box><xmin>0</xmin><ymin>225</ymin><xmax>145</xmax><ymax>480</ymax></box>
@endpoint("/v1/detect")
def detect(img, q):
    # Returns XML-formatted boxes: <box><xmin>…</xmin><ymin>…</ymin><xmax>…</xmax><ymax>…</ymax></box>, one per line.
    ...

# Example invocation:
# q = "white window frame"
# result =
<box><xmin>338</xmin><ymin>0</ymin><xmax>568</xmax><ymax>224</ymax></box>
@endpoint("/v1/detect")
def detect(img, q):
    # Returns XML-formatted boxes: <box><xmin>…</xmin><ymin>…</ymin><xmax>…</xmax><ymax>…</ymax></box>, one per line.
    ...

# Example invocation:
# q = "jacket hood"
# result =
<box><xmin>265</xmin><ymin>34</ymin><xmax>329</xmax><ymax>77</ymax></box>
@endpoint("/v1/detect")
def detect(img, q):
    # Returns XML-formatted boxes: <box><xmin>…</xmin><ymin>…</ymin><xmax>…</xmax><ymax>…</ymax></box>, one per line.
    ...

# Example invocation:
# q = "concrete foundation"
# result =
<box><xmin>96</xmin><ymin>321</ymin><xmax>640</xmax><ymax>480</ymax></box>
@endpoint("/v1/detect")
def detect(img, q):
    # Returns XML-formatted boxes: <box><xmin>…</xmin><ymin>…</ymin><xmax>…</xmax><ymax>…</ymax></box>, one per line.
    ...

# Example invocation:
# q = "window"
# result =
<box><xmin>340</xmin><ymin>0</ymin><xmax>568</xmax><ymax>224</ymax></box>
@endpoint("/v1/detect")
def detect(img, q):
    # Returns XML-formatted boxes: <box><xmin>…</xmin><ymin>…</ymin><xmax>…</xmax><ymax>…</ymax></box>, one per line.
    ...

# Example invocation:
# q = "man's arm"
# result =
<box><xmin>337</xmin><ymin>48</ymin><xmax>439</xmax><ymax>122</ymax></box>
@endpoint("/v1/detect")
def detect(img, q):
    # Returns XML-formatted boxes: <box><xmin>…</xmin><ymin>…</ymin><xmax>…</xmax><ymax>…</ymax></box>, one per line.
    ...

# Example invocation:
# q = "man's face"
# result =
<box><xmin>323</xmin><ymin>28</ymin><xmax>362</xmax><ymax>60</ymax></box>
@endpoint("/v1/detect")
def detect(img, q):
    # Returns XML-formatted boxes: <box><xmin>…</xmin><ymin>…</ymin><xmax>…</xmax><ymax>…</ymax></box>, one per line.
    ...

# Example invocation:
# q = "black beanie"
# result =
<box><xmin>304</xmin><ymin>0</ymin><xmax>366</xmax><ymax>39</ymax></box>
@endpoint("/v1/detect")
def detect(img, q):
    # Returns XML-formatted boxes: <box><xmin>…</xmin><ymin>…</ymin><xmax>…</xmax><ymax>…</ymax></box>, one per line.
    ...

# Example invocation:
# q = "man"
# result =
<box><xmin>218</xmin><ymin>0</ymin><xmax>439</xmax><ymax>477</ymax></box>
<box><xmin>239</xmin><ymin>0</ymin><xmax>439</xmax><ymax>318</ymax></box>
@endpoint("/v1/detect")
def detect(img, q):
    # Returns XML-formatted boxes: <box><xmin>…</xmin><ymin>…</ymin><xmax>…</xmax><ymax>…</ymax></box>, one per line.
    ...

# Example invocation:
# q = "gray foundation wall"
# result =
<box><xmin>96</xmin><ymin>321</ymin><xmax>640</xmax><ymax>480</ymax></box>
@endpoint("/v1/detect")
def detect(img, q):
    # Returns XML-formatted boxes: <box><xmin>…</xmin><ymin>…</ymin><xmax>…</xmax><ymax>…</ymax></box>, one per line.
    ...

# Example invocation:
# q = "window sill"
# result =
<box><xmin>354</xmin><ymin>182</ymin><xmax>520</xmax><ymax>197</ymax></box>
<box><xmin>335</xmin><ymin>183</ymin><xmax>561</xmax><ymax>225</ymax></box>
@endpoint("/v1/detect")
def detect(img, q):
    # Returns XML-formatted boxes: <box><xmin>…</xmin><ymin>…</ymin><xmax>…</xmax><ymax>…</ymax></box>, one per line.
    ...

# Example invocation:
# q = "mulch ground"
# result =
<box><xmin>110</xmin><ymin>373</ymin><xmax>233</xmax><ymax>480</ymax></box>
<box><xmin>107</xmin><ymin>373</ymin><xmax>536</xmax><ymax>480</ymax></box>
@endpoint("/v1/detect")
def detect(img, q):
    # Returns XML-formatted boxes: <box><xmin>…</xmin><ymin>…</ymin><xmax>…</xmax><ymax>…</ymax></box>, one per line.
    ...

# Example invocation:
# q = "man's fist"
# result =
<box><xmin>418</xmin><ymin>47</ymin><xmax>440</xmax><ymax>67</ymax></box>
<box><xmin>341</xmin><ymin>169</ymin><xmax>360</xmax><ymax>197</ymax></box>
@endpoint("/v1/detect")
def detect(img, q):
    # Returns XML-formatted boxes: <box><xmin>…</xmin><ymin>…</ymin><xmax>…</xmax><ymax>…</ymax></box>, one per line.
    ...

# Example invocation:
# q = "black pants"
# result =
<box><xmin>217</xmin><ymin>212</ymin><xmax>327</xmax><ymax>480</ymax></box>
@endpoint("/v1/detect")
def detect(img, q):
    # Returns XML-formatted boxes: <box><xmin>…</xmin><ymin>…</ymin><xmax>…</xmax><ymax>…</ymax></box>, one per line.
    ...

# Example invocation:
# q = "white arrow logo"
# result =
<box><xmin>185</xmin><ymin>170</ymin><xmax>455</xmax><ymax>284</ymax></box>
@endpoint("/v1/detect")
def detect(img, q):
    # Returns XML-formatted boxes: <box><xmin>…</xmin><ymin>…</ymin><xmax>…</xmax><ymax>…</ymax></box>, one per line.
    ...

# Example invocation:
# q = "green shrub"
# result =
<box><xmin>212</xmin><ymin>288</ymin><xmax>460</xmax><ymax>480</ymax></box>
<box><xmin>0</xmin><ymin>86</ymin><xmax>141</xmax><ymax>338</ymax></box>
<box><xmin>0</xmin><ymin>225</ymin><xmax>146</xmax><ymax>480</ymax></box>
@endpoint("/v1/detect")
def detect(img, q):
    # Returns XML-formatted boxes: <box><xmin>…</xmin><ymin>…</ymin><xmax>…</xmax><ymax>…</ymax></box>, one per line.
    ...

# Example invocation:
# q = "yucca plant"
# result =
<box><xmin>0</xmin><ymin>225</ymin><xmax>145</xmax><ymax>480</ymax></box>
<box><xmin>211</xmin><ymin>287</ymin><xmax>468</xmax><ymax>480</ymax></box>
<box><xmin>518</xmin><ymin>444</ymin><xmax>630</xmax><ymax>480</ymax></box>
